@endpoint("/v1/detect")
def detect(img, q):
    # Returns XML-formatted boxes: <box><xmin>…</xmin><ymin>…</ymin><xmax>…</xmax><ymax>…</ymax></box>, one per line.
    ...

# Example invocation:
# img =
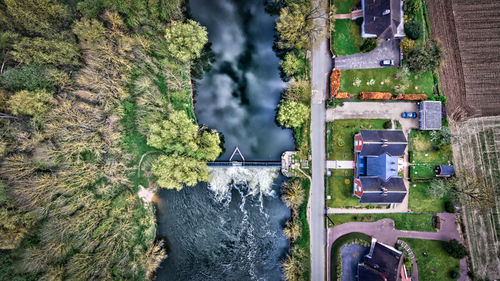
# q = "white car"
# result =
<box><xmin>380</xmin><ymin>59</ymin><xmax>394</xmax><ymax>66</ymax></box>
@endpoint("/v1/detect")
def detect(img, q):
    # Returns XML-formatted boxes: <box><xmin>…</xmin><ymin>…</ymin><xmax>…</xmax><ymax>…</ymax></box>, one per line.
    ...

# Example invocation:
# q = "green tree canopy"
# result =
<box><xmin>281</xmin><ymin>52</ymin><xmax>305</xmax><ymax>77</ymax></box>
<box><xmin>407</xmin><ymin>39</ymin><xmax>443</xmax><ymax>73</ymax></box>
<box><xmin>276</xmin><ymin>2</ymin><xmax>322</xmax><ymax>50</ymax></box>
<box><xmin>0</xmin><ymin>64</ymin><xmax>67</xmax><ymax>92</ymax></box>
<box><xmin>165</xmin><ymin>20</ymin><xmax>208</xmax><ymax>63</ymax></box>
<box><xmin>151</xmin><ymin>154</ymin><xmax>209</xmax><ymax>190</ymax></box>
<box><xmin>404</xmin><ymin>21</ymin><xmax>423</xmax><ymax>40</ymax></box>
<box><xmin>11</xmin><ymin>36</ymin><xmax>80</xmax><ymax>66</ymax></box>
<box><xmin>443</xmin><ymin>239</ymin><xmax>467</xmax><ymax>259</ymax></box>
<box><xmin>0</xmin><ymin>0</ymin><xmax>69</xmax><ymax>36</ymax></box>
<box><xmin>7</xmin><ymin>89</ymin><xmax>53</xmax><ymax>119</ymax></box>
<box><xmin>147</xmin><ymin>110</ymin><xmax>221</xmax><ymax>161</ymax></box>
<box><xmin>277</xmin><ymin>101</ymin><xmax>309</xmax><ymax>128</ymax></box>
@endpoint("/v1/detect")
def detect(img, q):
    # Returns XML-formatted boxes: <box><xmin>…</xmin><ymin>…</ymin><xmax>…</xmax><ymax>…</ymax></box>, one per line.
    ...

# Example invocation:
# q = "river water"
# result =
<box><xmin>156</xmin><ymin>0</ymin><xmax>294</xmax><ymax>280</ymax></box>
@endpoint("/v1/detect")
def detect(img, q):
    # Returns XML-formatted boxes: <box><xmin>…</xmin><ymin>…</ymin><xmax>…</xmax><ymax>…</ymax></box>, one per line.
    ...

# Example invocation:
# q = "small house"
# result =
<box><xmin>361</xmin><ymin>0</ymin><xmax>405</xmax><ymax>39</ymax></box>
<box><xmin>358</xmin><ymin>238</ymin><xmax>404</xmax><ymax>281</ymax></box>
<box><xmin>436</xmin><ymin>165</ymin><xmax>455</xmax><ymax>177</ymax></box>
<box><xmin>353</xmin><ymin>130</ymin><xmax>408</xmax><ymax>204</ymax></box>
<box><xmin>419</xmin><ymin>101</ymin><xmax>442</xmax><ymax>130</ymax></box>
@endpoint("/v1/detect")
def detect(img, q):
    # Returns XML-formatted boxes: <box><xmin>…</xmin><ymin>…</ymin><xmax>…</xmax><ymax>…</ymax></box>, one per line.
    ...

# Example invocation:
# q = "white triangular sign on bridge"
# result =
<box><xmin>229</xmin><ymin>146</ymin><xmax>245</xmax><ymax>162</ymax></box>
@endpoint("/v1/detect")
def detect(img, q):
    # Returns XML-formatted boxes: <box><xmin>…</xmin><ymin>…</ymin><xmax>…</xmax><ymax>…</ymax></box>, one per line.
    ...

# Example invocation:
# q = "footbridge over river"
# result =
<box><xmin>208</xmin><ymin>147</ymin><xmax>281</xmax><ymax>168</ymax></box>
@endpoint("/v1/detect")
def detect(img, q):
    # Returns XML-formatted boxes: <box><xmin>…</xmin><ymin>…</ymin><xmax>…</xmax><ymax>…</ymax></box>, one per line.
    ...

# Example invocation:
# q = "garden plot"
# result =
<box><xmin>450</xmin><ymin>116</ymin><xmax>500</xmax><ymax>279</ymax></box>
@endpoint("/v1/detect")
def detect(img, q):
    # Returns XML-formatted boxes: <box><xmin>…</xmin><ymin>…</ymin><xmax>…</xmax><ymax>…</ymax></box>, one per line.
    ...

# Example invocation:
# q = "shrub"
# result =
<box><xmin>360</xmin><ymin>38</ymin><xmax>377</xmax><ymax>53</ymax></box>
<box><xmin>401</xmin><ymin>37</ymin><xmax>416</xmax><ymax>58</ymax></box>
<box><xmin>383</xmin><ymin>120</ymin><xmax>392</xmax><ymax>129</ymax></box>
<box><xmin>277</xmin><ymin>101</ymin><xmax>309</xmax><ymax>128</ymax></box>
<box><xmin>443</xmin><ymin>239</ymin><xmax>467</xmax><ymax>259</ymax></box>
<box><xmin>405</xmin><ymin>21</ymin><xmax>423</xmax><ymax>40</ymax></box>
<box><xmin>407</xmin><ymin>39</ymin><xmax>443</xmax><ymax>73</ymax></box>
<box><xmin>405</xmin><ymin>0</ymin><xmax>422</xmax><ymax>17</ymax></box>
<box><xmin>450</xmin><ymin>270</ymin><xmax>461</xmax><ymax>279</ymax></box>
<box><xmin>445</xmin><ymin>201</ymin><xmax>455</xmax><ymax>213</ymax></box>
<box><xmin>354</xmin><ymin>17</ymin><xmax>364</xmax><ymax>26</ymax></box>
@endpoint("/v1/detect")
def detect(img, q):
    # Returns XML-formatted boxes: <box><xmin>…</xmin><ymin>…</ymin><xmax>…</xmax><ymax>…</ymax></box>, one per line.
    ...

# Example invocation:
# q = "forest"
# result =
<box><xmin>0</xmin><ymin>0</ymin><xmax>221</xmax><ymax>280</ymax></box>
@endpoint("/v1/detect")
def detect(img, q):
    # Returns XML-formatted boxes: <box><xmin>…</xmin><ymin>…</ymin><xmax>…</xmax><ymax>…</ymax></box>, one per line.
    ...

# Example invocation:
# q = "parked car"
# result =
<box><xmin>401</xmin><ymin>112</ymin><xmax>418</xmax><ymax>118</ymax></box>
<box><xmin>380</xmin><ymin>59</ymin><xmax>394</xmax><ymax>66</ymax></box>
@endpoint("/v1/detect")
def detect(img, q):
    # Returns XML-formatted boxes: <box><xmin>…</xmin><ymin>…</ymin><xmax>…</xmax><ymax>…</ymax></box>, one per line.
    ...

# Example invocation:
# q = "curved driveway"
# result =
<box><xmin>327</xmin><ymin>213</ymin><xmax>468</xmax><ymax>281</ymax></box>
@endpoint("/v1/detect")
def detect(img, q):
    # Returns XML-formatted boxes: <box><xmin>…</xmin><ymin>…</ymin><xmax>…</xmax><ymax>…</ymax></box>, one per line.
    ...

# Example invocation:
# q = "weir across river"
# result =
<box><xmin>207</xmin><ymin>161</ymin><xmax>281</xmax><ymax>167</ymax></box>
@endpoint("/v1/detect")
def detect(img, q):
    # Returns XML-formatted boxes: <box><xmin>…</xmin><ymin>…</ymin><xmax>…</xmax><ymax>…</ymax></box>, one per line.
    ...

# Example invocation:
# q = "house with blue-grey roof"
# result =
<box><xmin>353</xmin><ymin>130</ymin><xmax>408</xmax><ymax>203</ymax></box>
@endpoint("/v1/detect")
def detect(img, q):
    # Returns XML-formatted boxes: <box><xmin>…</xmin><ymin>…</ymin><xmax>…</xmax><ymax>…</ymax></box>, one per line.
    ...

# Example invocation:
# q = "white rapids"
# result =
<box><xmin>207</xmin><ymin>166</ymin><xmax>280</xmax><ymax>201</ymax></box>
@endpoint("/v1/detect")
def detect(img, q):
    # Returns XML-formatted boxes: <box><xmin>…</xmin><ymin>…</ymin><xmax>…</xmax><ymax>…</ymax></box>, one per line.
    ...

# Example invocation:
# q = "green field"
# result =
<box><xmin>401</xmin><ymin>239</ymin><xmax>461</xmax><ymax>281</ymax></box>
<box><xmin>339</xmin><ymin>68</ymin><xmax>434</xmax><ymax>96</ymax></box>
<box><xmin>329</xmin><ymin>213</ymin><xmax>437</xmax><ymax>232</ymax></box>
<box><xmin>333</xmin><ymin>0</ymin><xmax>357</xmax><ymax>14</ymax></box>
<box><xmin>409</xmin><ymin>182</ymin><xmax>448</xmax><ymax>212</ymax></box>
<box><xmin>333</xmin><ymin>19</ymin><xmax>364</xmax><ymax>56</ymax></box>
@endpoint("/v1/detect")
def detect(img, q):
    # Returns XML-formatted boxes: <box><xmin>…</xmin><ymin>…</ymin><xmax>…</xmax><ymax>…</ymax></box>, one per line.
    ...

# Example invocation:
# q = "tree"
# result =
<box><xmin>281</xmin><ymin>254</ymin><xmax>303</xmax><ymax>281</ymax></box>
<box><xmin>147</xmin><ymin>110</ymin><xmax>221</xmax><ymax>161</ymax></box>
<box><xmin>281</xmin><ymin>52</ymin><xmax>305</xmax><ymax>78</ymax></box>
<box><xmin>360</xmin><ymin>38</ymin><xmax>377</xmax><ymax>53</ymax></box>
<box><xmin>404</xmin><ymin>21</ymin><xmax>423</xmax><ymax>40</ymax></box>
<box><xmin>11</xmin><ymin>36</ymin><xmax>80</xmax><ymax>66</ymax></box>
<box><xmin>7</xmin><ymin>89</ymin><xmax>53</xmax><ymax>119</ymax></box>
<box><xmin>430</xmin><ymin>126</ymin><xmax>451</xmax><ymax>149</ymax></box>
<box><xmin>151</xmin><ymin>154</ymin><xmax>209</xmax><ymax>190</ymax></box>
<box><xmin>407</xmin><ymin>39</ymin><xmax>443</xmax><ymax>73</ymax></box>
<box><xmin>283</xmin><ymin>220</ymin><xmax>302</xmax><ymax>241</ymax></box>
<box><xmin>283</xmin><ymin>78</ymin><xmax>310</xmax><ymax>104</ymax></box>
<box><xmin>0</xmin><ymin>64</ymin><xmax>68</xmax><ymax>92</ymax></box>
<box><xmin>277</xmin><ymin>101</ymin><xmax>308</xmax><ymax>128</ymax></box>
<box><xmin>405</xmin><ymin>0</ymin><xmax>422</xmax><ymax>16</ymax></box>
<box><xmin>0</xmin><ymin>0</ymin><xmax>69</xmax><ymax>36</ymax></box>
<box><xmin>277</xmin><ymin>2</ymin><xmax>322</xmax><ymax>50</ymax></box>
<box><xmin>428</xmin><ymin>179</ymin><xmax>451</xmax><ymax>199</ymax></box>
<box><xmin>443</xmin><ymin>239</ymin><xmax>467</xmax><ymax>259</ymax></box>
<box><xmin>401</xmin><ymin>37</ymin><xmax>416</xmax><ymax>58</ymax></box>
<box><xmin>165</xmin><ymin>20</ymin><xmax>208</xmax><ymax>63</ymax></box>
<box><xmin>281</xmin><ymin>180</ymin><xmax>305</xmax><ymax>212</ymax></box>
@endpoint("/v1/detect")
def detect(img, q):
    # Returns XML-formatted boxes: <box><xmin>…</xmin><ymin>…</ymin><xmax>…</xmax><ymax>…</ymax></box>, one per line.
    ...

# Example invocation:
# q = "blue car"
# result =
<box><xmin>401</xmin><ymin>112</ymin><xmax>417</xmax><ymax>118</ymax></box>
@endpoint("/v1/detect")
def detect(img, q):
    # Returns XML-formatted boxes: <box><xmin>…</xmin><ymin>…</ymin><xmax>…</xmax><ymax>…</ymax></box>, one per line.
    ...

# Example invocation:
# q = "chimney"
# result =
<box><xmin>381</xmin><ymin>138</ymin><xmax>389</xmax><ymax>147</ymax></box>
<box><xmin>382</xmin><ymin>9</ymin><xmax>391</xmax><ymax>16</ymax></box>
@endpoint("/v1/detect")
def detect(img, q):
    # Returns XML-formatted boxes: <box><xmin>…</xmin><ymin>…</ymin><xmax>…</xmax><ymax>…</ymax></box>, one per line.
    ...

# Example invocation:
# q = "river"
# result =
<box><xmin>155</xmin><ymin>0</ymin><xmax>295</xmax><ymax>280</ymax></box>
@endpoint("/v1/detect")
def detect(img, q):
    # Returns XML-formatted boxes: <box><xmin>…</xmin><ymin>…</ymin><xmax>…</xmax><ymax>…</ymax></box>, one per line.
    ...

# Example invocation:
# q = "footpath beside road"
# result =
<box><xmin>308</xmin><ymin>0</ymin><xmax>332</xmax><ymax>279</ymax></box>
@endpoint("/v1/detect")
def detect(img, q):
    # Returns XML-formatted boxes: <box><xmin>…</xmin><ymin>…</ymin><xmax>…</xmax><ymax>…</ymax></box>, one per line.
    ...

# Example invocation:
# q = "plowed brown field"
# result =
<box><xmin>427</xmin><ymin>0</ymin><xmax>500</xmax><ymax>118</ymax></box>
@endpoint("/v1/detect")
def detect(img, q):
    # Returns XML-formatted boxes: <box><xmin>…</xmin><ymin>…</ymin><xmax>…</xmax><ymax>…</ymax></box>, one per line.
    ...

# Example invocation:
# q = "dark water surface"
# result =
<box><xmin>156</xmin><ymin>0</ymin><xmax>294</xmax><ymax>280</ymax></box>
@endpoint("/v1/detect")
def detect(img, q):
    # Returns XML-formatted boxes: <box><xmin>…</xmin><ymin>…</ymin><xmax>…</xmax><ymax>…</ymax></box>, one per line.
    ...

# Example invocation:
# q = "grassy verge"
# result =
<box><xmin>330</xmin><ymin>232</ymin><xmax>371</xmax><ymax>281</ymax></box>
<box><xmin>329</xmin><ymin>213</ymin><xmax>437</xmax><ymax>232</ymax></box>
<box><xmin>409</xmin><ymin>182</ymin><xmax>448</xmax><ymax>212</ymax></box>
<box><xmin>294</xmin><ymin>178</ymin><xmax>311</xmax><ymax>280</ymax></box>
<box><xmin>339</xmin><ymin>68</ymin><xmax>434</xmax><ymax>97</ymax></box>
<box><xmin>401</xmin><ymin>238</ymin><xmax>460</xmax><ymax>281</ymax></box>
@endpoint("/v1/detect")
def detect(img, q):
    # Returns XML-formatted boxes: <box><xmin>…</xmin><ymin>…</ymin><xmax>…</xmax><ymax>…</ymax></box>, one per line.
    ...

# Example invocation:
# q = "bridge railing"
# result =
<box><xmin>207</xmin><ymin>161</ymin><xmax>281</xmax><ymax>167</ymax></box>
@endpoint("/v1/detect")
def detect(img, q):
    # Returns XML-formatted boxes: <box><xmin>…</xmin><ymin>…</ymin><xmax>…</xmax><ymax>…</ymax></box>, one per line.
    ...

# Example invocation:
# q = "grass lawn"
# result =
<box><xmin>339</xmin><ymin>68</ymin><xmax>434</xmax><ymax>96</ymax></box>
<box><xmin>327</xmin><ymin>174</ymin><xmax>360</xmax><ymax>208</ymax></box>
<box><xmin>330</xmin><ymin>119</ymin><xmax>390</xmax><ymax>158</ymax></box>
<box><xmin>409</xmin><ymin>182</ymin><xmax>448</xmax><ymax>212</ymax></box>
<box><xmin>408</xmin><ymin>130</ymin><xmax>452</xmax><ymax>180</ymax></box>
<box><xmin>410</xmin><ymin>165</ymin><xmax>437</xmax><ymax>180</ymax></box>
<box><xmin>400</xmin><ymin>239</ymin><xmax>460</xmax><ymax>281</ymax></box>
<box><xmin>329</xmin><ymin>213</ymin><xmax>437</xmax><ymax>232</ymax></box>
<box><xmin>333</xmin><ymin>0</ymin><xmax>357</xmax><ymax>14</ymax></box>
<box><xmin>333</xmin><ymin>19</ymin><xmax>364</xmax><ymax>56</ymax></box>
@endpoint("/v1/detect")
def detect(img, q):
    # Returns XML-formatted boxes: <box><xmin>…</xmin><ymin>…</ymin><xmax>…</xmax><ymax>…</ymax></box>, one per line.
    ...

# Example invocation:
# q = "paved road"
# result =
<box><xmin>327</xmin><ymin>213</ymin><xmax>469</xmax><ymax>281</ymax></box>
<box><xmin>334</xmin><ymin>39</ymin><xmax>401</xmax><ymax>69</ymax></box>
<box><xmin>309</xmin><ymin>0</ymin><xmax>332</xmax><ymax>279</ymax></box>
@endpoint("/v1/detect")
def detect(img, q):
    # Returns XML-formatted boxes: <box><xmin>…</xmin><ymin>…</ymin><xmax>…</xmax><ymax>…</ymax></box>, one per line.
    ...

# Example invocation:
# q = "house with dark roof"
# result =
<box><xmin>353</xmin><ymin>130</ymin><xmax>407</xmax><ymax>203</ymax></box>
<box><xmin>362</xmin><ymin>0</ymin><xmax>405</xmax><ymax>39</ymax></box>
<box><xmin>357</xmin><ymin>238</ymin><xmax>404</xmax><ymax>281</ymax></box>
<box><xmin>419</xmin><ymin>101</ymin><xmax>442</xmax><ymax>130</ymax></box>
